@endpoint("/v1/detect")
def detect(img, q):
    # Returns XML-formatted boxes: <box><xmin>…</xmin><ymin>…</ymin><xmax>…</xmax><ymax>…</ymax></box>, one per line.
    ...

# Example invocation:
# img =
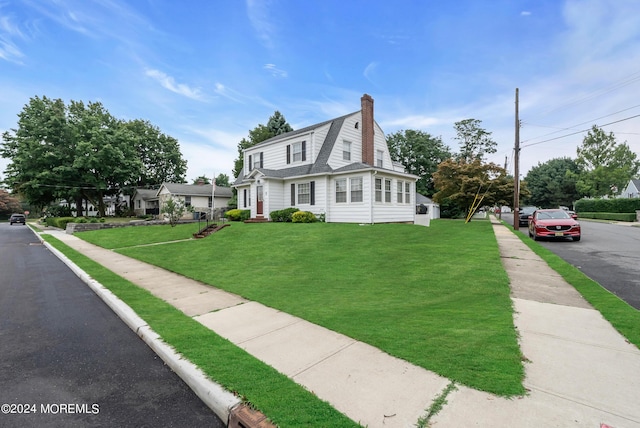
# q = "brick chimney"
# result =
<box><xmin>361</xmin><ymin>94</ymin><xmax>374</xmax><ymax>166</ymax></box>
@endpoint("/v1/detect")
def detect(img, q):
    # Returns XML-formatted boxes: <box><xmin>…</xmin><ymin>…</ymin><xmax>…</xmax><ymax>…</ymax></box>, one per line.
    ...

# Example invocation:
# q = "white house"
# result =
<box><xmin>132</xmin><ymin>188</ymin><xmax>160</xmax><ymax>216</ymax></box>
<box><xmin>620</xmin><ymin>179</ymin><xmax>640</xmax><ymax>198</ymax></box>
<box><xmin>233</xmin><ymin>94</ymin><xmax>419</xmax><ymax>223</ymax></box>
<box><xmin>156</xmin><ymin>183</ymin><xmax>233</xmax><ymax>220</ymax></box>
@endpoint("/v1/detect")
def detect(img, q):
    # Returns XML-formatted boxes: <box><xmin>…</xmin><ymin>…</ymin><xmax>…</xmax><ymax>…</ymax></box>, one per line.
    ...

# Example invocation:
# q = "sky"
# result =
<box><xmin>1</xmin><ymin>0</ymin><xmax>640</xmax><ymax>184</ymax></box>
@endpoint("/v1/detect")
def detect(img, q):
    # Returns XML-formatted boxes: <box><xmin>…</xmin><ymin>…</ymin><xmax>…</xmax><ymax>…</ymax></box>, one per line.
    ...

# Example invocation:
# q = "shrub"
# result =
<box><xmin>577</xmin><ymin>212</ymin><xmax>637</xmax><ymax>222</ymax></box>
<box><xmin>45</xmin><ymin>217</ymin><xmax>76</xmax><ymax>229</ymax></box>
<box><xmin>575</xmin><ymin>197</ymin><xmax>640</xmax><ymax>213</ymax></box>
<box><xmin>270</xmin><ymin>207</ymin><xmax>299</xmax><ymax>222</ymax></box>
<box><xmin>292</xmin><ymin>211</ymin><xmax>318</xmax><ymax>223</ymax></box>
<box><xmin>225</xmin><ymin>209</ymin><xmax>251</xmax><ymax>221</ymax></box>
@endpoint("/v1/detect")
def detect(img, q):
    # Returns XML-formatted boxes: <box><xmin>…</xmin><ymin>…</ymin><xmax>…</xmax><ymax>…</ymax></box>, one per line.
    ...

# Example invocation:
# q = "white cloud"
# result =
<box><xmin>520</xmin><ymin>11</ymin><xmax>531</xmax><ymax>16</ymax></box>
<box><xmin>263</xmin><ymin>63</ymin><xmax>287</xmax><ymax>78</ymax></box>
<box><xmin>246</xmin><ymin>0</ymin><xmax>276</xmax><ymax>49</ymax></box>
<box><xmin>0</xmin><ymin>15</ymin><xmax>25</xmax><ymax>63</ymax></box>
<box><xmin>145</xmin><ymin>69</ymin><xmax>204</xmax><ymax>101</ymax></box>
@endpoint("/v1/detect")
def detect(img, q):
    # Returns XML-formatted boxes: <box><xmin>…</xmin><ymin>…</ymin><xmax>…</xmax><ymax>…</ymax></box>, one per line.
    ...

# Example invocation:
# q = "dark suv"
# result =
<box><xmin>9</xmin><ymin>213</ymin><xmax>26</xmax><ymax>225</ymax></box>
<box><xmin>518</xmin><ymin>206</ymin><xmax>538</xmax><ymax>227</ymax></box>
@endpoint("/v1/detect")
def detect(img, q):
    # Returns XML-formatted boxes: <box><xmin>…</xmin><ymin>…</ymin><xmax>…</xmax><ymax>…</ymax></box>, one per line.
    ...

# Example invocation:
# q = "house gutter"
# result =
<box><xmin>371</xmin><ymin>170</ymin><xmax>377</xmax><ymax>224</ymax></box>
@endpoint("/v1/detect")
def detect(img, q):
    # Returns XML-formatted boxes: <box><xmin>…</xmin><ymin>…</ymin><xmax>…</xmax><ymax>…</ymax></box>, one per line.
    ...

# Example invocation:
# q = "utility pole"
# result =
<box><xmin>513</xmin><ymin>88</ymin><xmax>520</xmax><ymax>230</ymax></box>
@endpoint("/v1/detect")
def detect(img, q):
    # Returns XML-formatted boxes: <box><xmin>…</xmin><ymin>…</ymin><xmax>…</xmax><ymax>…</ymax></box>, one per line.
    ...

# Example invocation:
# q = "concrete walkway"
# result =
<box><xmin>38</xmin><ymin>218</ymin><xmax>640</xmax><ymax>428</ymax></box>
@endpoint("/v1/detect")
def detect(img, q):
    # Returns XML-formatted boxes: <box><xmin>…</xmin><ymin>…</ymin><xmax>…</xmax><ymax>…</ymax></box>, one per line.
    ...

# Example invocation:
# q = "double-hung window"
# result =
<box><xmin>376</xmin><ymin>150</ymin><xmax>384</xmax><ymax>168</ymax></box>
<box><xmin>375</xmin><ymin>178</ymin><xmax>382</xmax><ymax>202</ymax></box>
<box><xmin>350</xmin><ymin>177</ymin><xmax>363</xmax><ymax>202</ymax></box>
<box><xmin>336</xmin><ymin>179</ymin><xmax>347</xmax><ymax>203</ymax></box>
<box><xmin>184</xmin><ymin>196</ymin><xmax>192</xmax><ymax>207</ymax></box>
<box><xmin>293</xmin><ymin>142</ymin><xmax>304</xmax><ymax>162</ymax></box>
<box><xmin>298</xmin><ymin>183</ymin><xmax>310</xmax><ymax>204</ymax></box>
<box><xmin>405</xmin><ymin>182</ymin><xmax>411</xmax><ymax>204</ymax></box>
<box><xmin>343</xmin><ymin>141</ymin><xmax>351</xmax><ymax>161</ymax></box>
<box><xmin>397</xmin><ymin>181</ymin><xmax>404</xmax><ymax>203</ymax></box>
<box><xmin>384</xmin><ymin>179</ymin><xmax>391</xmax><ymax>203</ymax></box>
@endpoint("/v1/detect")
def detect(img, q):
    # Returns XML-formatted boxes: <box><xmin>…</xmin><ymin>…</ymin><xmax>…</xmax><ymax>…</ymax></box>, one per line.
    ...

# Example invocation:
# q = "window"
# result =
<box><xmin>336</xmin><ymin>178</ymin><xmax>347</xmax><ymax>203</ymax></box>
<box><xmin>397</xmin><ymin>181</ymin><xmax>403</xmax><ymax>203</ymax></box>
<box><xmin>385</xmin><ymin>179</ymin><xmax>391</xmax><ymax>203</ymax></box>
<box><xmin>350</xmin><ymin>177</ymin><xmax>363</xmax><ymax>202</ymax></box>
<box><xmin>376</xmin><ymin>150</ymin><xmax>384</xmax><ymax>168</ymax></box>
<box><xmin>288</xmin><ymin>141</ymin><xmax>306</xmax><ymax>163</ymax></box>
<box><xmin>298</xmin><ymin>183</ymin><xmax>310</xmax><ymax>204</ymax></box>
<box><xmin>343</xmin><ymin>141</ymin><xmax>351</xmax><ymax>161</ymax></box>
<box><xmin>184</xmin><ymin>196</ymin><xmax>191</xmax><ymax>207</ymax></box>
<box><xmin>375</xmin><ymin>178</ymin><xmax>382</xmax><ymax>202</ymax></box>
<box><xmin>208</xmin><ymin>196</ymin><xmax>212</xmax><ymax>208</ymax></box>
<box><xmin>254</xmin><ymin>152</ymin><xmax>263</xmax><ymax>169</ymax></box>
<box><xmin>405</xmin><ymin>182</ymin><xmax>411</xmax><ymax>204</ymax></box>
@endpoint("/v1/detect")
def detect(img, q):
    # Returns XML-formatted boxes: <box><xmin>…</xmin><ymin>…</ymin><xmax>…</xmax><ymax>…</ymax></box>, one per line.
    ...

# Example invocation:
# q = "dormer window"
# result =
<box><xmin>286</xmin><ymin>141</ymin><xmax>306</xmax><ymax>164</ymax></box>
<box><xmin>343</xmin><ymin>141</ymin><xmax>351</xmax><ymax>161</ymax></box>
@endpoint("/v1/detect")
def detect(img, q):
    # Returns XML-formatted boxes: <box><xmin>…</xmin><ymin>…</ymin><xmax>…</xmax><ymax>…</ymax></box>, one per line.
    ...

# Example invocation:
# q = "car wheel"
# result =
<box><xmin>533</xmin><ymin>231</ymin><xmax>539</xmax><ymax>241</ymax></box>
<box><xmin>573</xmin><ymin>236</ymin><xmax>581</xmax><ymax>242</ymax></box>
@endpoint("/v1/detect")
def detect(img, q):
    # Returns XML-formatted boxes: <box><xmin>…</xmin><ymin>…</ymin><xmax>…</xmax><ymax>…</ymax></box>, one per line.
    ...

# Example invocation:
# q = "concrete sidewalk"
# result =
<box><xmin>38</xmin><ymin>220</ymin><xmax>640</xmax><ymax>428</ymax></box>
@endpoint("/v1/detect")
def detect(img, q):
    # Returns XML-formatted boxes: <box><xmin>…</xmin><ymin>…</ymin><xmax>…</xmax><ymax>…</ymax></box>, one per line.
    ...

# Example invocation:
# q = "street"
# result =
<box><xmin>0</xmin><ymin>223</ymin><xmax>225</xmax><ymax>428</ymax></box>
<box><xmin>501</xmin><ymin>213</ymin><xmax>640</xmax><ymax>310</ymax></box>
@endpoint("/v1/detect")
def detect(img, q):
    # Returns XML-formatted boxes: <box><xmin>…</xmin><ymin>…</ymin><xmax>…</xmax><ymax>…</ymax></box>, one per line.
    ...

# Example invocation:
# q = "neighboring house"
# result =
<box><xmin>57</xmin><ymin>194</ymin><xmax>129</xmax><ymax>217</ymax></box>
<box><xmin>132</xmin><ymin>188</ymin><xmax>160</xmax><ymax>216</ymax></box>
<box><xmin>620</xmin><ymin>179</ymin><xmax>640</xmax><ymax>198</ymax></box>
<box><xmin>233</xmin><ymin>94</ymin><xmax>418</xmax><ymax>223</ymax></box>
<box><xmin>416</xmin><ymin>194</ymin><xmax>440</xmax><ymax>220</ymax></box>
<box><xmin>157</xmin><ymin>183</ymin><xmax>233</xmax><ymax>220</ymax></box>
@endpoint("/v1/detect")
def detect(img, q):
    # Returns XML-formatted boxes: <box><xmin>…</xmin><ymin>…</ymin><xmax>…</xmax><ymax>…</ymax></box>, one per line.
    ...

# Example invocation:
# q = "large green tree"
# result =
<box><xmin>1</xmin><ymin>96</ymin><xmax>70</xmax><ymax>211</ymax></box>
<box><xmin>453</xmin><ymin>119</ymin><xmax>497</xmax><ymax>162</ymax></box>
<box><xmin>524</xmin><ymin>157</ymin><xmax>583</xmax><ymax>208</ymax></box>
<box><xmin>574</xmin><ymin>125</ymin><xmax>640</xmax><ymax>197</ymax></box>
<box><xmin>124</xmin><ymin>119</ymin><xmax>187</xmax><ymax>188</ymax></box>
<box><xmin>387</xmin><ymin>129</ymin><xmax>452</xmax><ymax>197</ymax></box>
<box><xmin>233</xmin><ymin>111</ymin><xmax>294</xmax><ymax>179</ymax></box>
<box><xmin>1</xmin><ymin>96</ymin><xmax>187</xmax><ymax>216</ymax></box>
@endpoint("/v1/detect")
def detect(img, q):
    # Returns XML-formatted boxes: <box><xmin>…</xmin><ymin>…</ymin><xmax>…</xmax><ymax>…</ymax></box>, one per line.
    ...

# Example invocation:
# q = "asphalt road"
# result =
<box><xmin>0</xmin><ymin>223</ymin><xmax>225</xmax><ymax>428</ymax></box>
<box><xmin>501</xmin><ymin>213</ymin><xmax>640</xmax><ymax>310</ymax></box>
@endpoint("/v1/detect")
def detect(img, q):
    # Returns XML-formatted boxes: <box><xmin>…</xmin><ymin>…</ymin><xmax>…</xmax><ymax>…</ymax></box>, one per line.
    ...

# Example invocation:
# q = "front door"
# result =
<box><xmin>256</xmin><ymin>185</ymin><xmax>263</xmax><ymax>216</ymax></box>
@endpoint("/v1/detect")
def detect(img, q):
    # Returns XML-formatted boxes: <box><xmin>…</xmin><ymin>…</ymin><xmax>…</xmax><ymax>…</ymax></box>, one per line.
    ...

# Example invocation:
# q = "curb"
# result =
<box><xmin>33</xmin><ymin>228</ymin><xmax>242</xmax><ymax>424</ymax></box>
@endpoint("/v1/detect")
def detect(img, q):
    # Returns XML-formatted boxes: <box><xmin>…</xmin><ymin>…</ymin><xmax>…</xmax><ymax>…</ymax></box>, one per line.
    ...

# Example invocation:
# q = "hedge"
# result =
<box><xmin>270</xmin><ymin>207</ymin><xmax>299</xmax><ymax>222</ymax></box>
<box><xmin>224</xmin><ymin>209</ymin><xmax>251</xmax><ymax>221</ymax></box>
<box><xmin>577</xmin><ymin>212</ymin><xmax>637</xmax><ymax>222</ymax></box>
<box><xmin>575</xmin><ymin>197</ymin><xmax>640</xmax><ymax>213</ymax></box>
<box><xmin>292</xmin><ymin>211</ymin><xmax>318</xmax><ymax>223</ymax></box>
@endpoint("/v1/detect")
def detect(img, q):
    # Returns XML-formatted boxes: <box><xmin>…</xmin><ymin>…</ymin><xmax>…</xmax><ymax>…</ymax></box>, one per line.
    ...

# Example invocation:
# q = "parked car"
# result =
<box><xmin>9</xmin><ymin>213</ymin><xmax>26</xmax><ymax>225</ymax></box>
<box><xmin>518</xmin><ymin>206</ymin><xmax>538</xmax><ymax>226</ymax></box>
<box><xmin>528</xmin><ymin>209</ymin><xmax>580</xmax><ymax>241</ymax></box>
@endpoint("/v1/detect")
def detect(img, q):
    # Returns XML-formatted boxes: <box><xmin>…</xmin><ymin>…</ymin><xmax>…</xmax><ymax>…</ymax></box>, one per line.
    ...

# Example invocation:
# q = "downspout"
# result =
<box><xmin>371</xmin><ymin>170</ymin><xmax>377</xmax><ymax>224</ymax></box>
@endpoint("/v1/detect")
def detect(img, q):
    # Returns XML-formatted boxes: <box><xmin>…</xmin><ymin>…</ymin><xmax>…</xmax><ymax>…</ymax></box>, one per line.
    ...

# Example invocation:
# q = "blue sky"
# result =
<box><xmin>1</xmin><ymin>0</ymin><xmax>639</xmax><ymax>183</ymax></box>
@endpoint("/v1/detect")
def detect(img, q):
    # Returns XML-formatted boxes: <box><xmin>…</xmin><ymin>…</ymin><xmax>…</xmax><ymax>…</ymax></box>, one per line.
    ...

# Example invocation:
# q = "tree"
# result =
<box><xmin>0</xmin><ymin>189</ymin><xmax>22</xmax><ymax>215</ymax></box>
<box><xmin>233</xmin><ymin>111</ymin><xmax>294</xmax><ymax>178</ymax></box>
<box><xmin>124</xmin><ymin>119</ymin><xmax>187</xmax><ymax>188</ymax></box>
<box><xmin>432</xmin><ymin>159</ymin><xmax>514</xmax><ymax>218</ymax></box>
<box><xmin>1</xmin><ymin>96</ymin><xmax>187</xmax><ymax>216</ymax></box>
<box><xmin>67</xmin><ymin>100</ymin><xmax>143</xmax><ymax>216</ymax></box>
<box><xmin>387</xmin><ymin>129</ymin><xmax>452</xmax><ymax>197</ymax></box>
<box><xmin>453</xmin><ymin>119</ymin><xmax>497</xmax><ymax>162</ymax></box>
<box><xmin>214</xmin><ymin>173</ymin><xmax>230</xmax><ymax>187</ymax></box>
<box><xmin>524</xmin><ymin>158</ymin><xmax>583</xmax><ymax>208</ymax></box>
<box><xmin>161</xmin><ymin>196</ymin><xmax>191</xmax><ymax>227</ymax></box>
<box><xmin>1</xmin><ymin>96</ymin><xmax>71</xmax><ymax>212</ymax></box>
<box><xmin>574</xmin><ymin>125</ymin><xmax>640</xmax><ymax>197</ymax></box>
<box><xmin>267</xmin><ymin>111</ymin><xmax>293</xmax><ymax>136</ymax></box>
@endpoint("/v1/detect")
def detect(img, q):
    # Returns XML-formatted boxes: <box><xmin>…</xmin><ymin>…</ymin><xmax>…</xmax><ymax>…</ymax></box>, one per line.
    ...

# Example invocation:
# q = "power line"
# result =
<box><xmin>522</xmin><ymin>104</ymin><xmax>640</xmax><ymax>143</ymax></box>
<box><xmin>521</xmin><ymin>113</ymin><xmax>640</xmax><ymax>148</ymax></box>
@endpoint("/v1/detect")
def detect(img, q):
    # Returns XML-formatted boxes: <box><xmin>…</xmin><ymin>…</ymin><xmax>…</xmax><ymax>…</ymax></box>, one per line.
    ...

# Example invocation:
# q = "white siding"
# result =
<box><xmin>328</xmin><ymin>172</ymin><xmax>373</xmax><ymax>223</ymax></box>
<box><xmin>328</xmin><ymin>113</ymin><xmax>362</xmax><ymax>169</ymax></box>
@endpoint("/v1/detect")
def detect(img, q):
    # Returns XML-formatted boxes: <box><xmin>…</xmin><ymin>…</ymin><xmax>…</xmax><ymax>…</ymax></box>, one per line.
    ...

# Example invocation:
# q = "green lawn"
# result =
<box><xmin>78</xmin><ymin>219</ymin><xmax>526</xmax><ymax>397</ymax></box>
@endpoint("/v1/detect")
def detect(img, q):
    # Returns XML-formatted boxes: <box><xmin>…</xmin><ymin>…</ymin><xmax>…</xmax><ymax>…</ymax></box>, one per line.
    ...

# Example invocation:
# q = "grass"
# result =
<box><xmin>42</xmin><ymin>235</ymin><xmax>359</xmax><ymax>428</ymax></box>
<box><xmin>78</xmin><ymin>219</ymin><xmax>526</xmax><ymax>397</ymax></box>
<box><xmin>508</xmin><ymin>226</ymin><xmax>640</xmax><ymax>349</ymax></box>
<box><xmin>78</xmin><ymin>222</ymin><xmax>203</xmax><ymax>248</ymax></box>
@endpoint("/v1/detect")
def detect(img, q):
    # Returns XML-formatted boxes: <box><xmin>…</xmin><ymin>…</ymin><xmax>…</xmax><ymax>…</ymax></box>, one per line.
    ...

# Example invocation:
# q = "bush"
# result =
<box><xmin>270</xmin><ymin>207</ymin><xmax>299</xmax><ymax>222</ymax></box>
<box><xmin>577</xmin><ymin>212</ymin><xmax>637</xmax><ymax>222</ymax></box>
<box><xmin>225</xmin><ymin>209</ymin><xmax>251</xmax><ymax>221</ymax></box>
<box><xmin>575</xmin><ymin>198</ymin><xmax>640</xmax><ymax>213</ymax></box>
<box><xmin>292</xmin><ymin>211</ymin><xmax>318</xmax><ymax>223</ymax></box>
<box><xmin>45</xmin><ymin>217</ymin><xmax>76</xmax><ymax>229</ymax></box>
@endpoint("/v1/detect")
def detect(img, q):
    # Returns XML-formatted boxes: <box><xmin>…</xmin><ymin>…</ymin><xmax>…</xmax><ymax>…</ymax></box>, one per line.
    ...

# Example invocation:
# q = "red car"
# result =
<box><xmin>528</xmin><ymin>209</ymin><xmax>581</xmax><ymax>242</ymax></box>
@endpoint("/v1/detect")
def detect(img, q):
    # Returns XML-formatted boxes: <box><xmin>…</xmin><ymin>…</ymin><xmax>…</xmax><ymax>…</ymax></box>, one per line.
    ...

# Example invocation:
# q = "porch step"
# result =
<box><xmin>192</xmin><ymin>223</ymin><xmax>230</xmax><ymax>238</ymax></box>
